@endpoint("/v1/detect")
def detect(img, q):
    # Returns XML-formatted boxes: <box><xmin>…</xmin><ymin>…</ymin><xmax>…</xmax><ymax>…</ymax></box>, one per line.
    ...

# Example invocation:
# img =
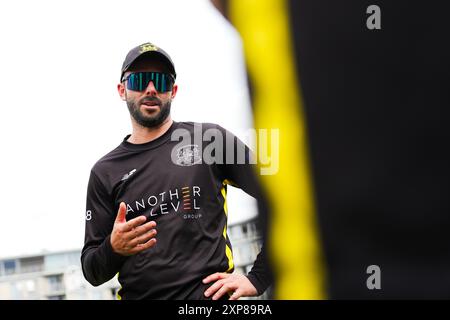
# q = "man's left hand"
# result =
<box><xmin>203</xmin><ymin>273</ymin><xmax>258</xmax><ymax>300</ymax></box>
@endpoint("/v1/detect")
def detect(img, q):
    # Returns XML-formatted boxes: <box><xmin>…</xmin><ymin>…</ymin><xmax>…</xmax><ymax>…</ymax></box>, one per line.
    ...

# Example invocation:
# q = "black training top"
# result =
<box><xmin>81</xmin><ymin>121</ymin><xmax>271</xmax><ymax>299</ymax></box>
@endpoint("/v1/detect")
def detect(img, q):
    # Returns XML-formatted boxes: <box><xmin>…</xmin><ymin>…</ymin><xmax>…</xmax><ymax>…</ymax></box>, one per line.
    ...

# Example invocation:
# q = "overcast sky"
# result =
<box><xmin>0</xmin><ymin>0</ymin><xmax>257</xmax><ymax>259</ymax></box>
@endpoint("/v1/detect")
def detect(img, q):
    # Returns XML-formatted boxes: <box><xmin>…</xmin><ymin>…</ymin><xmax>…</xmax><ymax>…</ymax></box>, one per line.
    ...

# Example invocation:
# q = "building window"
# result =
<box><xmin>4</xmin><ymin>260</ymin><xmax>16</xmax><ymax>275</ymax></box>
<box><xmin>48</xmin><ymin>295</ymin><xmax>66</xmax><ymax>300</ymax></box>
<box><xmin>47</xmin><ymin>274</ymin><xmax>64</xmax><ymax>293</ymax></box>
<box><xmin>19</xmin><ymin>256</ymin><xmax>44</xmax><ymax>274</ymax></box>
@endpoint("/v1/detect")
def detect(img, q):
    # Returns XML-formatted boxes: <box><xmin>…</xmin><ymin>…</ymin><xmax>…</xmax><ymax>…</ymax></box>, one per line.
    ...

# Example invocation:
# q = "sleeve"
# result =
<box><xmin>246</xmin><ymin>247</ymin><xmax>274</xmax><ymax>295</ymax></box>
<box><xmin>81</xmin><ymin>169</ymin><xmax>127</xmax><ymax>286</ymax></box>
<box><xmin>214</xmin><ymin>124</ymin><xmax>260</xmax><ymax>198</ymax></box>
<box><xmin>214</xmin><ymin>125</ymin><xmax>273</xmax><ymax>295</ymax></box>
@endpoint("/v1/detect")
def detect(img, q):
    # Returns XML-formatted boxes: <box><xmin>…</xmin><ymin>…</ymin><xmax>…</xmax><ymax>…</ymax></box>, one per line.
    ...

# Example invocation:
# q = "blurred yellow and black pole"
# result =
<box><xmin>211</xmin><ymin>0</ymin><xmax>326</xmax><ymax>299</ymax></box>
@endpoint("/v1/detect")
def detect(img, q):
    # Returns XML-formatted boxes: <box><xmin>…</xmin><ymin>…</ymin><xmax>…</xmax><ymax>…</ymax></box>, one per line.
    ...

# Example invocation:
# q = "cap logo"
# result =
<box><xmin>139</xmin><ymin>43</ymin><xmax>159</xmax><ymax>53</ymax></box>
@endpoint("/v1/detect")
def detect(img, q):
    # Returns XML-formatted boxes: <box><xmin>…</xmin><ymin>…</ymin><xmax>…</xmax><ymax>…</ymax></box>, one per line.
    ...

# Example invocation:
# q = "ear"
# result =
<box><xmin>171</xmin><ymin>84</ymin><xmax>178</xmax><ymax>99</ymax></box>
<box><xmin>117</xmin><ymin>83</ymin><xmax>126</xmax><ymax>101</ymax></box>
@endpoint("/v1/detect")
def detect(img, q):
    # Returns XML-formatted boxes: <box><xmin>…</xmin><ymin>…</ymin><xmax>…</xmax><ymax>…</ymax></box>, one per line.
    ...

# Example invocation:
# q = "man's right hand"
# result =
<box><xmin>110</xmin><ymin>202</ymin><xmax>157</xmax><ymax>256</ymax></box>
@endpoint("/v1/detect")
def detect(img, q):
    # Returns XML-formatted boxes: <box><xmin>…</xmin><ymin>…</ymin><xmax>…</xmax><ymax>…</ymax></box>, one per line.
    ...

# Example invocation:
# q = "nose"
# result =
<box><xmin>144</xmin><ymin>80</ymin><xmax>158</xmax><ymax>96</ymax></box>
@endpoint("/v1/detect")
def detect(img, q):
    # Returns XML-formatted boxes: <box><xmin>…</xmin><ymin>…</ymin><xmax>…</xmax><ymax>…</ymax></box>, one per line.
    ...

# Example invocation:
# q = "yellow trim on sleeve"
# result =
<box><xmin>221</xmin><ymin>182</ymin><xmax>234</xmax><ymax>272</ymax></box>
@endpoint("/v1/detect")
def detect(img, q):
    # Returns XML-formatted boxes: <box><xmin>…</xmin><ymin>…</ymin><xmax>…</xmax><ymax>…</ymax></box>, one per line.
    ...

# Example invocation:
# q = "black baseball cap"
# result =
<box><xmin>120</xmin><ymin>42</ymin><xmax>176</xmax><ymax>82</ymax></box>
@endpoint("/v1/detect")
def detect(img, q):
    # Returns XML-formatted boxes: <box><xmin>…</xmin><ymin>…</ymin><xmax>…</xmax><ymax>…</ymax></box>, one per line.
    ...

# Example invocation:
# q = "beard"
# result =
<box><xmin>127</xmin><ymin>95</ymin><xmax>171</xmax><ymax>128</ymax></box>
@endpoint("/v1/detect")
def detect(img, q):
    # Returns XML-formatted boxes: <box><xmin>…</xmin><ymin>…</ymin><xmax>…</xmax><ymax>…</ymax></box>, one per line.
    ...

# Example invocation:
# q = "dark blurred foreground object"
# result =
<box><xmin>212</xmin><ymin>0</ymin><xmax>450</xmax><ymax>299</ymax></box>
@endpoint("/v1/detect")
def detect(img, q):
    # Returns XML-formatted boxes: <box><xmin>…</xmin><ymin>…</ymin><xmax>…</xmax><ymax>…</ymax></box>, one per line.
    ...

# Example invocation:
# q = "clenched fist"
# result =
<box><xmin>110</xmin><ymin>202</ymin><xmax>157</xmax><ymax>256</ymax></box>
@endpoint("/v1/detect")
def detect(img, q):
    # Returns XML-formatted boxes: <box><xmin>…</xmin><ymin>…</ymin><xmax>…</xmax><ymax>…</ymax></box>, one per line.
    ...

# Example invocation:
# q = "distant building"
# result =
<box><xmin>0</xmin><ymin>249</ymin><xmax>118</xmax><ymax>300</ymax></box>
<box><xmin>227</xmin><ymin>217</ymin><xmax>271</xmax><ymax>300</ymax></box>
<box><xmin>0</xmin><ymin>217</ymin><xmax>268</xmax><ymax>299</ymax></box>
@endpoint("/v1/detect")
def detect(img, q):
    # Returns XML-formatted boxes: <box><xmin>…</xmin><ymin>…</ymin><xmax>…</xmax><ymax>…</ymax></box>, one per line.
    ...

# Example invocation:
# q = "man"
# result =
<box><xmin>81</xmin><ymin>42</ymin><xmax>272</xmax><ymax>300</ymax></box>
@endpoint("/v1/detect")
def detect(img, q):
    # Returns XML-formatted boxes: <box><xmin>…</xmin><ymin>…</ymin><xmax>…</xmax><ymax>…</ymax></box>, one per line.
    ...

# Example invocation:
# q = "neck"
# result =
<box><xmin>127</xmin><ymin>116</ymin><xmax>173</xmax><ymax>144</ymax></box>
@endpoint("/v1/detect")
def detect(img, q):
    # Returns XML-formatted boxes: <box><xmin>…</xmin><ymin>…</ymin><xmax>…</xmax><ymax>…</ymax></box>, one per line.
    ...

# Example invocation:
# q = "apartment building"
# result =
<box><xmin>0</xmin><ymin>217</ymin><xmax>268</xmax><ymax>299</ymax></box>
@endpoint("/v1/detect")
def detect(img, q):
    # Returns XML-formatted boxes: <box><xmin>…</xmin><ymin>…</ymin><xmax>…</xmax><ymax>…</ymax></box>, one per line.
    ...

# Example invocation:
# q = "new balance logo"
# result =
<box><xmin>121</xmin><ymin>169</ymin><xmax>137</xmax><ymax>181</ymax></box>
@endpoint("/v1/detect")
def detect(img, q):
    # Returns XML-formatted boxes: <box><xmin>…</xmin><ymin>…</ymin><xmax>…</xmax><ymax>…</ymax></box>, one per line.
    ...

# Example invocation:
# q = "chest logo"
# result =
<box><xmin>175</xmin><ymin>144</ymin><xmax>201</xmax><ymax>166</ymax></box>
